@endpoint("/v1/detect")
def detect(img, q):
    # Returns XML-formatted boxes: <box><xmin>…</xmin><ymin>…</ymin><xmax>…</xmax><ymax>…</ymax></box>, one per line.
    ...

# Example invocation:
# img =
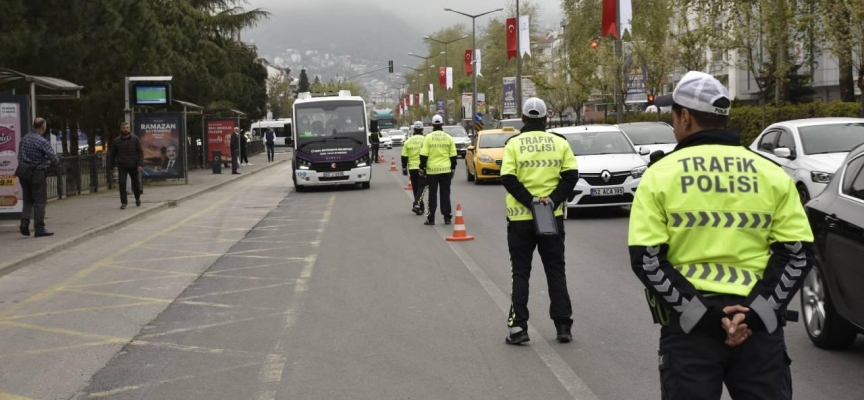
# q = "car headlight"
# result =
<box><xmin>479</xmin><ymin>155</ymin><xmax>493</xmax><ymax>163</ymax></box>
<box><xmin>631</xmin><ymin>166</ymin><xmax>647</xmax><ymax>179</ymax></box>
<box><xmin>811</xmin><ymin>171</ymin><xmax>833</xmax><ymax>183</ymax></box>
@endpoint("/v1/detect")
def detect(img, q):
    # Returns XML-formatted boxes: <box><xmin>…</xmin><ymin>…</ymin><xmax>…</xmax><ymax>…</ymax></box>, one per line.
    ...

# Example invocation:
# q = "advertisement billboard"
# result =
<box><xmin>521</xmin><ymin>76</ymin><xmax>536</xmax><ymax>105</ymax></box>
<box><xmin>135</xmin><ymin>113</ymin><xmax>186</xmax><ymax>180</ymax></box>
<box><xmin>503</xmin><ymin>77</ymin><xmax>517</xmax><ymax>116</ymax></box>
<box><xmin>205</xmin><ymin>118</ymin><xmax>236</xmax><ymax>164</ymax></box>
<box><xmin>0</xmin><ymin>96</ymin><xmax>28</xmax><ymax>217</ymax></box>
<box><xmin>436</xmin><ymin>100</ymin><xmax>445</xmax><ymax>116</ymax></box>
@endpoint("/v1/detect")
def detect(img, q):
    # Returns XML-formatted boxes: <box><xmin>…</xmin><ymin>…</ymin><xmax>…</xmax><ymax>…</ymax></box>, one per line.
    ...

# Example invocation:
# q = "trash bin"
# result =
<box><xmin>212</xmin><ymin>151</ymin><xmax>222</xmax><ymax>174</ymax></box>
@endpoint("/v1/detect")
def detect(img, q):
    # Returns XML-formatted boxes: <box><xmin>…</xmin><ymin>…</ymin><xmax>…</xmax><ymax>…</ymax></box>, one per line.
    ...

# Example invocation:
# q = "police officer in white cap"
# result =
<box><xmin>419</xmin><ymin>115</ymin><xmax>457</xmax><ymax>225</ymax></box>
<box><xmin>500</xmin><ymin>97</ymin><xmax>579</xmax><ymax>345</ymax></box>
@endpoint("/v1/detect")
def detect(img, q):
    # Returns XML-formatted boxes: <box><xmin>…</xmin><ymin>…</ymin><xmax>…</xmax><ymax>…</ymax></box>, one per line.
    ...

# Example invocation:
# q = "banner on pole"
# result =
<box><xmin>439</xmin><ymin>67</ymin><xmax>447</xmax><ymax>88</ymax></box>
<box><xmin>506</xmin><ymin>18</ymin><xmax>518</xmax><ymax>60</ymax></box>
<box><xmin>136</xmin><ymin>113</ymin><xmax>186</xmax><ymax>180</ymax></box>
<box><xmin>446</xmin><ymin>67</ymin><xmax>454</xmax><ymax>89</ymax></box>
<box><xmin>464</xmin><ymin>50</ymin><xmax>473</xmax><ymax>75</ymax></box>
<box><xmin>519</xmin><ymin>16</ymin><xmax>531</xmax><ymax>57</ymax></box>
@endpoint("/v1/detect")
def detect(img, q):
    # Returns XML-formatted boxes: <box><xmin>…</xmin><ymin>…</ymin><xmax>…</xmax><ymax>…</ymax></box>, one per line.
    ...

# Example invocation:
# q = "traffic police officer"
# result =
<box><xmin>402</xmin><ymin>121</ymin><xmax>427</xmax><ymax>215</ymax></box>
<box><xmin>369</xmin><ymin>123</ymin><xmax>382</xmax><ymax>163</ymax></box>
<box><xmin>419</xmin><ymin>115</ymin><xmax>456</xmax><ymax>225</ymax></box>
<box><xmin>501</xmin><ymin>98</ymin><xmax>579</xmax><ymax>345</ymax></box>
<box><xmin>629</xmin><ymin>71</ymin><xmax>814</xmax><ymax>399</ymax></box>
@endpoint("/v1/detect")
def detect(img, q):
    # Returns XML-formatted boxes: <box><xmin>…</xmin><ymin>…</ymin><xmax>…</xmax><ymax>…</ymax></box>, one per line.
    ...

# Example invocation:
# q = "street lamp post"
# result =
<box><xmin>407</xmin><ymin>52</ymin><xmax>444</xmax><ymax>87</ymax></box>
<box><xmin>445</xmin><ymin>7</ymin><xmax>503</xmax><ymax>132</ymax></box>
<box><xmin>424</xmin><ymin>35</ymin><xmax>468</xmax><ymax>123</ymax></box>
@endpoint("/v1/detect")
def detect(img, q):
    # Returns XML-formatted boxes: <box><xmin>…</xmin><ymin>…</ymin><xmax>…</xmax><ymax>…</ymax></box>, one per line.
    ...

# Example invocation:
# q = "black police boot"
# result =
<box><xmin>35</xmin><ymin>230</ymin><xmax>54</xmax><ymax>238</ymax></box>
<box><xmin>444</xmin><ymin>216</ymin><xmax>452</xmax><ymax>225</ymax></box>
<box><xmin>505</xmin><ymin>327</ymin><xmax>530</xmax><ymax>345</ymax></box>
<box><xmin>556</xmin><ymin>324</ymin><xmax>572</xmax><ymax>343</ymax></box>
<box><xmin>412</xmin><ymin>204</ymin><xmax>422</xmax><ymax>215</ymax></box>
<box><xmin>19</xmin><ymin>219</ymin><xmax>30</xmax><ymax>236</ymax></box>
<box><xmin>424</xmin><ymin>217</ymin><xmax>435</xmax><ymax>225</ymax></box>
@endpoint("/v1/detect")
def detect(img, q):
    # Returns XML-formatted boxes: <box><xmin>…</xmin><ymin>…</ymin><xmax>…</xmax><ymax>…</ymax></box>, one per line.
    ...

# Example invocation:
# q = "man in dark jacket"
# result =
<box><xmin>109</xmin><ymin>122</ymin><xmax>144</xmax><ymax>209</ymax></box>
<box><xmin>265</xmin><ymin>128</ymin><xmax>276</xmax><ymax>162</ymax></box>
<box><xmin>230</xmin><ymin>127</ymin><xmax>240</xmax><ymax>174</ymax></box>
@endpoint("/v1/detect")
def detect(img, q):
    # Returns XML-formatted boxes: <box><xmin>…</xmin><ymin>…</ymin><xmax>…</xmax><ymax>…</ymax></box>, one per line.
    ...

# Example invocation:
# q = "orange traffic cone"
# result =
<box><xmin>378</xmin><ymin>153</ymin><xmax>385</xmax><ymax>163</ymax></box>
<box><xmin>390</xmin><ymin>158</ymin><xmax>398</xmax><ymax>172</ymax></box>
<box><xmin>405</xmin><ymin>181</ymin><xmax>413</xmax><ymax>190</ymax></box>
<box><xmin>446</xmin><ymin>204</ymin><xmax>475</xmax><ymax>242</ymax></box>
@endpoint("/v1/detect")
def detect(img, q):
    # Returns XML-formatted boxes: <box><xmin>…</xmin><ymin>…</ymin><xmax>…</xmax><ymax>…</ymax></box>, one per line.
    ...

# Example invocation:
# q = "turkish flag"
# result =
<box><xmin>506</xmin><ymin>17</ymin><xmax>518</xmax><ymax>61</ymax></box>
<box><xmin>439</xmin><ymin>67</ymin><xmax>447</xmax><ymax>88</ymax></box>
<box><xmin>413</xmin><ymin>93</ymin><xmax>420</xmax><ymax>105</ymax></box>
<box><xmin>464</xmin><ymin>49</ymin><xmax>473</xmax><ymax>76</ymax></box>
<box><xmin>602</xmin><ymin>0</ymin><xmax>618</xmax><ymax>39</ymax></box>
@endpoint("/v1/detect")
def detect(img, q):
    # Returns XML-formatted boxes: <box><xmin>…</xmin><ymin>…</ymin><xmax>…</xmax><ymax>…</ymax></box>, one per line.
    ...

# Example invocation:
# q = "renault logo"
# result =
<box><xmin>601</xmin><ymin>170</ymin><xmax>612</xmax><ymax>183</ymax></box>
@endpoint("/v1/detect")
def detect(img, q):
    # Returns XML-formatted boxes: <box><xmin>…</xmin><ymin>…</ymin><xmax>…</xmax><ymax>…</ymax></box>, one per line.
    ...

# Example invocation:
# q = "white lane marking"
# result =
<box><xmin>390</xmin><ymin>171</ymin><xmax>599</xmax><ymax>400</ymax></box>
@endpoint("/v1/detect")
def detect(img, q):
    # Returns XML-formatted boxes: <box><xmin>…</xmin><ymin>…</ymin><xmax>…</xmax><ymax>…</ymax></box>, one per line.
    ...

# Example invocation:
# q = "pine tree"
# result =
<box><xmin>298</xmin><ymin>69</ymin><xmax>311</xmax><ymax>93</ymax></box>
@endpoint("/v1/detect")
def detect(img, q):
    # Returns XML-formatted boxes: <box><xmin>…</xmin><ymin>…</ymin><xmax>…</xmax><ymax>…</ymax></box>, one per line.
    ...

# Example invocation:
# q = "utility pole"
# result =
<box><xmin>615</xmin><ymin>0</ymin><xmax>623</xmax><ymax>124</ymax></box>
<box><xmin>516</xmin><ymin>0</ymin><xmax>522</xmax><ymax>112</ymax></box>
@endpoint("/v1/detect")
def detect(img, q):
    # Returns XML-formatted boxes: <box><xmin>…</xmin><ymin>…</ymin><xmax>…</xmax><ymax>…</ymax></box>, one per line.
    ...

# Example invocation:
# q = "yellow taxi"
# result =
<box><xmin>465</xmin><ymin>127</ymin><xmax>520</xmax><ymax>184</ymax></box>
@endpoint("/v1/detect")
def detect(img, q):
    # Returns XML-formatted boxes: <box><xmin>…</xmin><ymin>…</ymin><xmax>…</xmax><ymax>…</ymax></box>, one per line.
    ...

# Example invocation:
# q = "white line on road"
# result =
<box><xmin>390</xmin><ymin>171</ymin><xmax>600</xmax><ymax>400</ymax></box>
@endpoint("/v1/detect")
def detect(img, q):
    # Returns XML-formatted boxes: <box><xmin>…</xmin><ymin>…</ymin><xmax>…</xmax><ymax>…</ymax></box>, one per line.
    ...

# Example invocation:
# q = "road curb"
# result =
<box><xmin>0</xmin><ymin>158</ymin><xmax>290</xmax><ymax>277</ymax></box>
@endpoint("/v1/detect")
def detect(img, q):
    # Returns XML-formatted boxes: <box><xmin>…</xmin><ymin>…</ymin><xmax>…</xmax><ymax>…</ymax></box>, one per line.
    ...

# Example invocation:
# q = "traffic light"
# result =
<box><xmin>388</xmin><ymin>60</ymin><xmax>394</xmax><ymax>73</ymax></box>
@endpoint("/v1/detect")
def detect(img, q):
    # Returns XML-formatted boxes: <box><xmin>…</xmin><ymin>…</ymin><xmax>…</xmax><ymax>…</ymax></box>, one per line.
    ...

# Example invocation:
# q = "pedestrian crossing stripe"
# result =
<box><xmin>674</xmin><ymin>263</ymin><xmax>763</xmax><ymax>286</ymax></box>
<box><xmin>517</xmin><ymin>159</ymin><xmax>562</xmax><ymax>168</ymax></box>
<box><xmin>669</xmin><ymin>211</ymin><xmax>772</xmax><ymax>229</ymax></box>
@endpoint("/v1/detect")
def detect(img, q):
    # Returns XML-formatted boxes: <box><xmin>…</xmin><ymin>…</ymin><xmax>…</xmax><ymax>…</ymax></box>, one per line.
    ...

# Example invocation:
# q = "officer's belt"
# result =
<box><xmin>674</xmin><ymin>263</ymin><xmax>762</xmax><ymax>287</ymax></box>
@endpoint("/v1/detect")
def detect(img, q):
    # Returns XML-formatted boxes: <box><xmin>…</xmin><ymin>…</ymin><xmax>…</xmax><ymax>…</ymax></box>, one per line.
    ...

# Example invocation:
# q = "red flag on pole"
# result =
<box><xmin>506</xmin><ymin>17</ymin><xmax>518</xmax><ymax>61</ymax></box>
<box><xmin>464</xmin><ymin>49</ymin><xmax>473</xmax><ymax>76</ymax></box>
<box><xmin>602</xmin><ymin>0</ymin><xmax>618</xmax><ymax>39</ymax></box>
<box><xmin>439</xmin><ymin>67</ymin><xmax>447</xmax><ymax>88</ymax></box>
<box><xmin>413</xmin><ymin>93</ymin><xmax>420</xmax><ymax>105</ymax></box>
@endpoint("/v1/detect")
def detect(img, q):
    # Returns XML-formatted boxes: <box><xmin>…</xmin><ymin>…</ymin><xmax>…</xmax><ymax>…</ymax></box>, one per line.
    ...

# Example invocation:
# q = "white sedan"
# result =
<box><xmin>749</xmin><ymin>118</ymin><xmax>864</xmax><ymax>203</ymax></box>
<box><xmin>549</xmin><ymin>125</ymin><xmax>649</xmax><ymax>212</ymax></box>
<box><xmin>616</xmin><ymin>122</ymin><xmax>677</xmax><ymax>163</ymax></box>
<box><xmin>388</xmin><ymin>129</ymin><xmax>406</xmax><ymax>146</ymax></box>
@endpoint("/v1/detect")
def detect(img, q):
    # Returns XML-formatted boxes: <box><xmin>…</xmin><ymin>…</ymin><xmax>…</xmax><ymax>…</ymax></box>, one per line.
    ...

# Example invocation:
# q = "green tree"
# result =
<box><xmin>298</xmin><ymin>69</ymin><xmax>311</xmax><ymax>93</ymax></box>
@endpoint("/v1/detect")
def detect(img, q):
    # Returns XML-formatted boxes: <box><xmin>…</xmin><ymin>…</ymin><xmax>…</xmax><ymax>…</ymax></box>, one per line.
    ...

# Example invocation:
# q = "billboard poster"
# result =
<box><xmin>477</xmin><ymin>93</ymin><xmax>487</xmax><ymax>114</ymax></box>
<box><xmin>135</xmin><ymin>113</ymin><xmax>186</xmax><ymax>180</ymax></box>
<box><xmin>521</xmin><ymin>76</ymin><xmax>536</xmax><ymax>105</ymax></box>
<box><xmin>436</xmin><ymin>100</ymin><xmax>445</xmax><ymax>116</ymax></box>
<box><xmin>503</xmin><ymin>77</ymin><xmax>517</xmax><ymax>116</ymax></box>
<box><xmin>205</xmin><ymin>118</ymin><xmax>236</xmax><ymax>164</ymax></box>
<box><xmin>0</xmin><ymin>96</ymin><xmax>27</xmax><ymax>217</ymax></box>
<box><xmin>461</xmin><ymin>93</ymin><xmax>473</xmax><ymax>119</ymax></box>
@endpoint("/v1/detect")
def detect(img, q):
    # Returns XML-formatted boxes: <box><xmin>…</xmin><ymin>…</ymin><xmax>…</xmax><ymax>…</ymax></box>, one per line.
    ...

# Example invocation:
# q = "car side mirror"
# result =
<box><xmin>773</xmin><ymin>148</ymin><xmax>794</xmax><ymax>159</ymax></box>
<box><xmin>639</xmin><ymin>147</ymin><xmax>651</xmax><ymax>156</ymax></box>
<box><xmin>467</xmin><ymin>145</ymin><xmax>475</xmax><ymax>151</ymax></box>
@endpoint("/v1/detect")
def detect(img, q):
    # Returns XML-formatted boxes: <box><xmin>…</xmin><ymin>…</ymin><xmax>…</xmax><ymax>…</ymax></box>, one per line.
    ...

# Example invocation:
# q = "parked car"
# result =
<box><xmin>399</xmin><ymin>126</ymin><xmax>410</xmax><ymax>135</ymax></box>
<box><xmin>370</xmin><ymin>131</ymin><xmax>392</xmax><ymax>149</ymax></box>
<box><xmin>616</xmin><ymin>122</ymin><xmax>677</xmax><ymax>162</ymax></box>
<box><xmin>442</xmin><ymin>125</ymin><xmax>472</xmax><ymax>158</ymax></box>
<box><xmin>388</xmin><ymin>129</ymin><xmax>406</xmax><ymax>146</ymax></box>
<box><xmin>548</xmin><ymin>125</ymin><xmax>649</xmax><ymax>213</ymax></box>
<box><xmin>750</xmin><ymin>118</ymin><xmax>864</xmax><ymax>203</ymax></box>
<box><xmin>465</xmin><ymin>127</ymin><xmax>519</xmax><ymax>184</ymax></box>
<box><xmin>802</xmin><ymin>143</ymin><xmax>864</xmax><ymax>349</ymax></box>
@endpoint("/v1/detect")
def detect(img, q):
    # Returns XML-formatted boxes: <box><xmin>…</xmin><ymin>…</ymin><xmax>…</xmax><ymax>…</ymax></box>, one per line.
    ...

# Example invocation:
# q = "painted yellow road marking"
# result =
<box><xmin>0</xmin><ymin>320</ymin><xmax>127</xmax><ymax>341</ymax></box>
<box><xmin>0</xmin><ymin>391</ymin><xmax>34</xmax><ymax>400</ymax></box>
<box><xmin>0</xmin><ymin>302</ymin><xmax>162</xmax><ymax>321</ymax></box>
<box><xmin>178</xmin><ymin>281</ymin><xmax>298</xmax><ymax>301</ymax></box>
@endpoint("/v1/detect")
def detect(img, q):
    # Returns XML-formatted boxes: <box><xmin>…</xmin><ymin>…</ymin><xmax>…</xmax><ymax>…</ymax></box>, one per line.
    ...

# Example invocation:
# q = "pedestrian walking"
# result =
<box><xmin>15</xmin><ymin>117</ymin><xmax>60</xmax><ymax>237</ymax></box>
<box><xmin>401</xmin><ymin>121</ymin><xmax>426</xmax><ymax>215</ymax></box>
<box><xmin>265</xmin><ymin>128</ymin><xmax>276</xmax><ymax>162</ymax></box>
<box><xmin>418</xmin><ymin>114</ymin><xmax>456</xmax><ymax>225</ymax></box>
<box><xmin>369</xmin><ymin>127</ymin><xmax>382</xmax><ymax>163</ymax></box>
<box><xmin>629</xmin><ymin>71</ymin><xmax>814</xmax><ymax>399</ymax></box>
<box><xmin>109</xmin><ymin>121</ymin><xmax>144</xmax><ymax>210</ymax></box>
<box><xmin>500</xmin><ymin>98</ymin><xmax>579</xmax><ymax>345</ymax></box>
<box><xmin>230</xmin><ymin>127</ymin><xmax>240</xmax><ymax>174</ymax></box>
<box><xmin>240</xmin><ymin>130</ymin><xmax>250</xmax><ymax>166</ymax></box>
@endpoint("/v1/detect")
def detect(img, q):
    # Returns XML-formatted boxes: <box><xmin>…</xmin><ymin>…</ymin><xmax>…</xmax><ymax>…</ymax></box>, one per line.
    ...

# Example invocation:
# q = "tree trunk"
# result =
<box><xmin>70</xmin><ymin>119</ymin><xmax>79</xmax><ymax>156</ymax></box>
<box><xmin>61</xmin><ymin>118</ymin><xmax>69</xmax><ymax>156</ymax></box>
<box><xmin>858</xmin><ymin>67</ymin><xmax>864</xmax><ymax>117</ymax></box>
<box><xmin>840</xmin><ymin>55</ymin><xmax>856</xmax><ymax>102</ymax></box>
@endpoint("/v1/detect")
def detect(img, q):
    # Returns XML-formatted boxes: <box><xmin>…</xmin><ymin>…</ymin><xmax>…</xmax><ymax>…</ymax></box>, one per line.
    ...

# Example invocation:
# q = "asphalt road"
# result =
<box><xmin>0</xmin><ymin>156</ymin><xmax>862</xmax><ymax>399</ymax></box>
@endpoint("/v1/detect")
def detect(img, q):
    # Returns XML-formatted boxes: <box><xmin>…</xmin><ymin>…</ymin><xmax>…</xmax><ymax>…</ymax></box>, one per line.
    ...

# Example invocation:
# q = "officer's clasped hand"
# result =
<box><xmin>402</xmin><ymin>168</ymin><xmax>408</xmax><ymax>176</ymax></box>
<box><xmin>722</xmin><ymin>305</ymin><xmax>753</xmax><ymax>347</ymax></box>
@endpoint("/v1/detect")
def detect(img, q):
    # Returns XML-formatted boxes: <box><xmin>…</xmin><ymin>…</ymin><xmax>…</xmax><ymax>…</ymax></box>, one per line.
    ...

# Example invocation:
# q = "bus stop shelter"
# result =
<box><xmin>0</xmin><ymin>67</ymin><xmax>83</xmax><ymax>117</ymax></box>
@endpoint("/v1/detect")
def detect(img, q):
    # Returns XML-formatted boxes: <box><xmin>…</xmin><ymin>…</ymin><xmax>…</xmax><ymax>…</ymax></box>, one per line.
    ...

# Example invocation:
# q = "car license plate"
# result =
<box><xmin>591</xmin><ymin>187</ymin><xmax>624</xmax><ymax>197</ymax></box>
<box><xmin>322</xmin><ymin>172</ymin><xmax>345</xmax><ymax>178</ymax></box>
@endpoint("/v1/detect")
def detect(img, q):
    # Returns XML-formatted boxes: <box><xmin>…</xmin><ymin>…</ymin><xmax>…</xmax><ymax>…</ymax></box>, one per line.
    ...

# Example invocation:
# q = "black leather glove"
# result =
<box><xmin>696</xmin><ymin>306</ymin><xmax>728</xmax><ymax>341</ymax></box>
<box><xmin>402</xmin><ymin>168</ymin><xmax>408</xmax><ymax>176</ymax></box>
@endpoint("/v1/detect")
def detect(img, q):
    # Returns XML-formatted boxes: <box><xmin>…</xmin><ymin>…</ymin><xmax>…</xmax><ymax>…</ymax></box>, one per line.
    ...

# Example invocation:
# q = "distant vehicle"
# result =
<box><xmin>465</xmin><ymin>127</ymin><xmax>519</xmax><ymax>183</ymax></box>
<box><xmin>616</xmin><ymin>122</ymin><xmax>677</xmax><ymax>162</ymax></box>
<box><xmin>399</xmin><ymin>126</ymin><xmax>410</xmax><ymax>135</ymax></box>
<box><xmin>548</xmin><ymin>125</ymin><xmax>649</xmax><ymax>213</ymax></box>
<box><xmin>79</xmin><ymin>140</ymin><xmax>107</xmax><ymax>155</ymax></box>
<box><xmin>388</xmin><ymin>129</ymin><xmax>406</xmax><ymax>146</ymax></box>
<box><xmin>442</xmin><ymin>125</ymin><xmax>471</xmax><ymax>158</ymax></box>
<box><xmin>803</xmin><ymin>143</ymin><xmax>864</xmax><ymax>349</ymax></box>
<box><xmin>375</xmin><ymin>130</ymin><xmax>392</xmax><ymax>149</ymax></box>
<box><xmin>292</xmin><ymin>91</ymin><xmax>371</xmax><ymax>191</ymax></box>
<box><xmin>497</xmin><ymin>118</ymin><xmax>524</xmax><ymax>131</ymax></box>
<box><xmin>749</xmin><ymin>118</ymin><xmax>864</xmax><ymax>203</ymax></box>
<box><xmin>373</xmin><ymin>109</ymin><xmax>397</xmax><ymax>132</ymax></box>
<box><xmin>251</xmin><ymin>119</ymin><xmax>292</xmax><ymax>147</ymax></box>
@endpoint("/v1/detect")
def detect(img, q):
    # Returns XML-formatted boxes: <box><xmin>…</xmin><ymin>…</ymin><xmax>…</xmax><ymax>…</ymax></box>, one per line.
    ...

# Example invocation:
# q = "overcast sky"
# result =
<box><xmin>246</xmin><ymin>0</ymin><xmax>563</xmax><ymax>32</ymax></box>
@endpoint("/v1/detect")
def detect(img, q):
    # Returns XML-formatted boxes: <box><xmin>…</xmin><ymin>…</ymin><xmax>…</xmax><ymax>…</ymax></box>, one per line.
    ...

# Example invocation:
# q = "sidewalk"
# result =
<box><xmin>0</xmin><ymin>151</ymin><xmax>290</xmax><ymax>275</ymax></box>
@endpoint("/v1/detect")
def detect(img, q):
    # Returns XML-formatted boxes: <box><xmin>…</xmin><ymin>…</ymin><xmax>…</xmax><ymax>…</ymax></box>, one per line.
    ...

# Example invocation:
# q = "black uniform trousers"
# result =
<box><xmin>658</xmin><ymin>301</ymin><xmax>791</xmax><ymax>400</ymax></box>
<box><xmin>425</xmin><ymin>173</ymin><xmax>451</xmax><ymax>220</ymax></box>
<box><xmin>266</xmin><ymin>143</ymin><xmax>275</xmax><ymax>161</ymax></box>
<box><xmin>231</xmin><ymin>149</ymin><xmax>239</xmax><ymax>173</ymax></box>
<box><xmin>117</xmin><ymin>167</ymin><xmax>141</xmax><ymax>206</ymax></box>
<box><xmin>409</xmin><ymin>169</ymin><xmax>425</xmax><ymax>211</ymax></box>
<box><xmin>507</xmin><ymin>217</ymin><xmax>572</xmax><ymax>331</ymax></box>
<box><xmin>20</xmin><ymin>169</ymin><xmax>48</xmax><ymax>231</ymax></box>
<box><xmin>371</xmin><ymin>143</ymin><xmax>380</xmax><ymax>163</ymax></box>
<box><xmin>240</xmin><ymin>146</ymin><xmax>249</xmax><ymax>164</ymax></box>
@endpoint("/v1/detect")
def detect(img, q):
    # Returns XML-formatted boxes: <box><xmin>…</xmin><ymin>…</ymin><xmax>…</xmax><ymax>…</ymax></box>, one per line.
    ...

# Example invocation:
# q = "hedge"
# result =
<box><xmin>597</xmin><ymin>101</ymin><xmax>862</xmax><ymax>145</ymax></box>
